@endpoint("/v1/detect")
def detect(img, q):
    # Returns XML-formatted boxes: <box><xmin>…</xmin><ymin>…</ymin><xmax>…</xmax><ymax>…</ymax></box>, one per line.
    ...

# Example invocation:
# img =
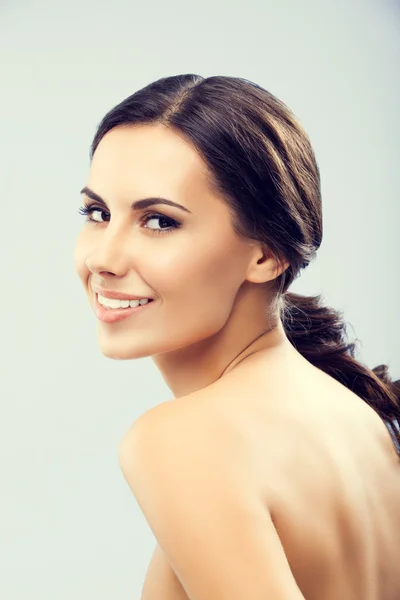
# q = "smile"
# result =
<box><xmin>98</xmin><ymin>294</ymin><xmax>152</xmax><ymax>309</ymax></box>
<box><xmin>94</xmin><ymin>294</ymin><xmax>155</xmax><ymax>323</ymax></box>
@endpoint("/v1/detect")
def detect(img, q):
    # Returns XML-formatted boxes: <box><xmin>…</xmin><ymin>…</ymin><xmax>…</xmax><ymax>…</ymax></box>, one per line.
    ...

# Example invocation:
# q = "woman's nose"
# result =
<box><xmin>85</xmin><ymin>231</ymin><xmax>132</xmax><ymax>277</ymax></box>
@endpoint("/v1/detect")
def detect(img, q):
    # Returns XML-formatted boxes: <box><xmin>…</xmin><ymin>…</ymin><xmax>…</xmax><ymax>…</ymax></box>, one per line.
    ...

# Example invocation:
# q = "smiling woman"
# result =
<box><xmin>74</xmin><ymin>74</ymin><xmax>400</xmax><ymax>600</ymax></box>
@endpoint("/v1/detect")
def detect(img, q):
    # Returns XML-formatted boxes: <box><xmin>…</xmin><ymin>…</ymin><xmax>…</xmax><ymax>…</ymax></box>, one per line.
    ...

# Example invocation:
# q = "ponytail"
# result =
<box><xmin>281</xmin><ymin>293</ymin><xmax>400</xmax><ymax>447</ymax></box>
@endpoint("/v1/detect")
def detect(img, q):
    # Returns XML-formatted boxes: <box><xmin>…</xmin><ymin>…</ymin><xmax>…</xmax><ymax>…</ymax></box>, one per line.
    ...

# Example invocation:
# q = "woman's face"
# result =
<box><xmin>74</xmin><ymin>124</ymin><xmax>257</xmax><ymax>360</ymax></box>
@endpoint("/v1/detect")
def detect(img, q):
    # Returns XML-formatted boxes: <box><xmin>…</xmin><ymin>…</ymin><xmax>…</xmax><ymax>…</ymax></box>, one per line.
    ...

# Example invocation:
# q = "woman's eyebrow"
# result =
<box><xmin>80</xmin><ymin>186</ymin><xmax>192</xmax><ymax>214</ymax></box>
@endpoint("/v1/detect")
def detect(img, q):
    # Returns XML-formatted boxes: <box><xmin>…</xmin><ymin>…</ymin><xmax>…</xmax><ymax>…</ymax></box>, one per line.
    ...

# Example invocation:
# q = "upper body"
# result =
<box><xmin>119</xmin><ymin>347</ymin><xmax>400</xmax><ymax>600</ymax></box>
<box><xmin>74</xmin><ymin>74</ymin><xmax>400</xmax><ymax>600</ymax></box>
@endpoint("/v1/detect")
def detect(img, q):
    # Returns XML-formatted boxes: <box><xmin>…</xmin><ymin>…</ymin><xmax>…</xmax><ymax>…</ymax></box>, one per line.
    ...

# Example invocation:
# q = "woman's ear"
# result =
<box><xmin>246</xmin><ymin>246</ymin><xmax>290</xmax><ymax>284</ymax></box>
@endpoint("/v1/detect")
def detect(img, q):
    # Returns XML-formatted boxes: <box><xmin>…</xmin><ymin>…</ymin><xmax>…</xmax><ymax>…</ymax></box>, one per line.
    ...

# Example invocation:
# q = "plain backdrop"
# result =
<box><xmin>0</xmin><ymin>0</ymin><xmax>399</xmax><ymax>598</ymax></box>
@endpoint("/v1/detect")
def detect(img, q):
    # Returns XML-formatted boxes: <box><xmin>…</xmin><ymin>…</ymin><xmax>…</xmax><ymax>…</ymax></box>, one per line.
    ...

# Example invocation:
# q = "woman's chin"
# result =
<box><xmin>98</xmin><ymin>343</ymin><xmax>152</xmax><ymax>361</ymax></box>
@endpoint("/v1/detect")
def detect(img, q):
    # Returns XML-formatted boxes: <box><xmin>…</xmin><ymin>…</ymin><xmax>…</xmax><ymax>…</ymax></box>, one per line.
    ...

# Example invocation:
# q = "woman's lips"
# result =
<box><xmin>94</xmin><ymin>294</ymin><xmax>155</xmax><ymax>323</ymax></box>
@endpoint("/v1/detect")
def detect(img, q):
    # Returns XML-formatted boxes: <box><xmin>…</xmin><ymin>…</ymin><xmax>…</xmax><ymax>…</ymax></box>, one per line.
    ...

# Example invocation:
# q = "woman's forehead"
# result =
<box><xmin>92</xmin><ymin>125</ymin><xmax>204</xmax><ymax>177</ymax></box>
<box><xmin>89</xmin><ymin>125</ymin><xmax>223</xmax><ymax>210</ymax></box>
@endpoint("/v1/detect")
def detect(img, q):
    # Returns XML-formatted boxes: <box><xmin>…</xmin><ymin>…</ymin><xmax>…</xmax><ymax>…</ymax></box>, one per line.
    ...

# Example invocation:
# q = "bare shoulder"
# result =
<box><xmin>118</xmin><ymin>353</ymin><xmax>363</xmax><ymax>483</ymax></box>
<box><xmin>118</xmin><ymin>382</ymin><xmax>310</xmax><ymax>600</ymax></box>
<box><xmin>118</xmin><ymin>359</ymin><xmax>400</xmax><ymax>600</ymax></box>
<box><xmin>119</xmin><ymin>354</ymin><xmax>313</xmax><ymax>478</ymax></box>
<box><xmin>118</xmin><ymin>384</ymin><xmax>258</xmax><ymax>485</ymax></box>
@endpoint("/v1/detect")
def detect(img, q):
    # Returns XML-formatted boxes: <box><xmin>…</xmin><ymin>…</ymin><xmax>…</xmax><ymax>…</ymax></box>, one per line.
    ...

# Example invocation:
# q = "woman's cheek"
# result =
<box><xmin>140</xmin><ymin>246</ymin><xmax>198</xmax><ymax>289</ymax></box>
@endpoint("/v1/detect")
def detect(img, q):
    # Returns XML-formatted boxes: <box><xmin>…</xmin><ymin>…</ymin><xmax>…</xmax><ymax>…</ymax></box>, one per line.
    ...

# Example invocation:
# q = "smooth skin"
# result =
<box><xmin>120</xmin><ymin>351</ymin><xmax>400</xmax><ymax>600</ymax></box>
<box><xmin>75</xmin><ymin>124</ymin><xmax>400</xmax><ymax>599</ymax></box>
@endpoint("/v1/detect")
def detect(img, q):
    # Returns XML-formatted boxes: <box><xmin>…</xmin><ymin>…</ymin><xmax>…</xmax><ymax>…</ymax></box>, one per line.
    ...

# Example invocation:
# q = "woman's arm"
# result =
<box><xmin>119</xmin><ymin>404</ymin><xmax>305</xmax><ymax>600</ymax></box>
<box><xmin>141</xmin><ymin>543</ymin><xmax>190</xmax><ymax>600</ymax></box>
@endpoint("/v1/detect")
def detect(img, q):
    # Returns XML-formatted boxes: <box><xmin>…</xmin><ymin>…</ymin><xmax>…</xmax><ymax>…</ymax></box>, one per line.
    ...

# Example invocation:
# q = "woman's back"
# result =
<box><xmin>141</xmin><ymin>351</ymin><xmax>400</xmax><ymax>600</ymax></box>
<box><xmin>255</xmin><ymin>361</ymin><xmax>400</xmax><ymax>599</ymax></box>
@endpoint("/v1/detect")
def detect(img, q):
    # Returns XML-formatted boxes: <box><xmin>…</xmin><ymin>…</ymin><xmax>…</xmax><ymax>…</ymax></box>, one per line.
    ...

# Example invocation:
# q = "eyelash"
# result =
<box><xmin>78</xmin><ymin>204</ymin><xmax>181</xmax><ymax>236</ymax></box>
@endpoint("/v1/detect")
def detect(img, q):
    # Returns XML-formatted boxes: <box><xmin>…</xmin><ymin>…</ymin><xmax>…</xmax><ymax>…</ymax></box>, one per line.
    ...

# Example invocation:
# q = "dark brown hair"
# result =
<box><xmin>90</xmin><ymin>74</ymin><xmax>400</xmax><ymax>445</ymax></box>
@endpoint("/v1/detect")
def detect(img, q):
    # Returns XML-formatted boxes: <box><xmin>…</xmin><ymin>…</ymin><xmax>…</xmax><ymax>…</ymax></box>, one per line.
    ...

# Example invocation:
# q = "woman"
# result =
<box><xmin>74</xmin><ymin>74</ymin><xmax>400</xmax><ymax>600</ymax></box>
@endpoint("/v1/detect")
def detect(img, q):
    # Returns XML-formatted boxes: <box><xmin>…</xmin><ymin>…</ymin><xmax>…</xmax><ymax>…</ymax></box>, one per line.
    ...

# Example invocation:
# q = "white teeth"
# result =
<box><xmin>97</xmin><ymin>294</ymin><xmax>151</xmax><ymax>309</ymax></box>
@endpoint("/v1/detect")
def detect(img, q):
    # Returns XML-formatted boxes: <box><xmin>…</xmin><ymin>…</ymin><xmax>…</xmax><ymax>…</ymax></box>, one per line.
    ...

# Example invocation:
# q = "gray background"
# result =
<box><xmin>1</xmin><ymin>0</ymin><xmax>399</xmax><ymax>598</ymax></box>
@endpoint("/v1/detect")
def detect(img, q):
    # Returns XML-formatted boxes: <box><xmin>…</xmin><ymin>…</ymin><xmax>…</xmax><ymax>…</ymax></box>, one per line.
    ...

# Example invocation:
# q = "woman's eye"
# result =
<box><xmin>78</xmin><ymin>205</ymin><xmax>110</xmax><ymax>223</ymax></box>
<box><xmin>142</xmin><ymin>214</ymin><xmax>180</xmax><ymax>234</ymax></box>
